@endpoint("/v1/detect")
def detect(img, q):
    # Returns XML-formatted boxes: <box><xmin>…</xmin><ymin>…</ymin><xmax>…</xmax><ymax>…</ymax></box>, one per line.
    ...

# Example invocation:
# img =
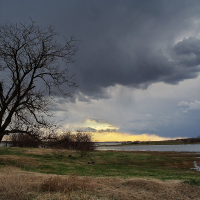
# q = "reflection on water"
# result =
<box><xmin>96</xmin><ymin>143</ymin><xmax>200</xmax><ymax>152</ymax></box>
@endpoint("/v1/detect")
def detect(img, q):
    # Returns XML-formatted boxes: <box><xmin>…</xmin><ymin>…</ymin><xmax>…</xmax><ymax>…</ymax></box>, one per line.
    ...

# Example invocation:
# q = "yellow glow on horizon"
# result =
<box><xmin>93</xmin><ymin>131</ymin><xmax>175</xmax><ymax>142</ymax></box>
<box><xmin>83</xmin><ymin>119</ymin><xmax>175</xmax><ymax>142</ymax></box>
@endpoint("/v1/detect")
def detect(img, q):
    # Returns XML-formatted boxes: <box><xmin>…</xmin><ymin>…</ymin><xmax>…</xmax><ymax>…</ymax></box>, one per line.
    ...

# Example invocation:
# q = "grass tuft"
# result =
<box><xmin>40</xmin><ymin>175</ymin><xmax>92</xmax><ymax>193</ymax></box>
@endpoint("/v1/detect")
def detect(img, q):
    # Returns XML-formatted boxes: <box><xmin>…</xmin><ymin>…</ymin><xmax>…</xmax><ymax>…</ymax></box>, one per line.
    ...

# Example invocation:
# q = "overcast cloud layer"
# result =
<box><xmin>1</xmin><ymin>0</ymin><xmax>200</xmax><ymax>140</ymax></box>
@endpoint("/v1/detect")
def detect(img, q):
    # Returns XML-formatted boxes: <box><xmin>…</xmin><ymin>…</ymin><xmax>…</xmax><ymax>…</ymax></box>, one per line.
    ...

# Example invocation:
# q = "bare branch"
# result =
<box><xmin>0</xmin><ymin>20</ymin><xmax>77</xmax><ymax>141</ymax></box>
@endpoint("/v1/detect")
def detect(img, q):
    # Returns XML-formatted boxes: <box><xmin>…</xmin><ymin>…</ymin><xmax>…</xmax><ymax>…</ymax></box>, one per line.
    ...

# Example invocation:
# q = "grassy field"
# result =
<box><xmin>0</xmin><ymin>147</ymin><xmax>200</xmax><ymax>199</ymax></box>
<box><xmin>0</xmin><ymin>147</ymin><xmax>199</xmax><ymax>180</ymax></box>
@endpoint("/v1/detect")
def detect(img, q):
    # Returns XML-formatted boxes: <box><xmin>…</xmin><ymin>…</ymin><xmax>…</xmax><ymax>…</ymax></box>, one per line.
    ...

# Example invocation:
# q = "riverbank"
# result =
<box><xmin>96</xmin><ymin>143</ymin><xmax>200</xmax><ymax>152</ymax></box>
<box><xmin>96</xmin><ymin>139</ymin><xmax>200</xmax><ymax>147</ymax></box>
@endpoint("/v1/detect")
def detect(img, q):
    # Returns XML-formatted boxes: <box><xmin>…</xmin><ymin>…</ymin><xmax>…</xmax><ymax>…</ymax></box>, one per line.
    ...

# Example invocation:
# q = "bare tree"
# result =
<box><xmin>0</xmin><ymin>20</ymin><xmax>77</xmax><ymax>142</ymax></box>
<box><xmin>45</xmin><ymin>130</ymin><xmax>95</xmax><ymax>151</ymax></box>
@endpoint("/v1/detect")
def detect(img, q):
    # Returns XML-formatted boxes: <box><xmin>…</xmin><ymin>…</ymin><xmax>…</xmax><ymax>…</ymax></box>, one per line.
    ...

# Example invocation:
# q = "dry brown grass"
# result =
<box><xmin>18</xmin><ymin>148</ymin><xmax>78</xmax><ymax>158</ymax></box>
<box><xmin>0</xmin><ymin>155</ymin><xmax>40</xmax><ymax>166</ymax></box>
<box><xmin>0</xmin><ymin>167</ymin><xmax>94</xmax><ymax>200</ymax></box>
<box><xmin>0</xmin><ymin>166</ymin><xmax>200</xmax><ymax>199</ymax></box>
<box><xmin>0</xmin><ymin>167</ymin><xmax>32</xmax><ymax>199</ymax></box>
<box><xmin>24</xmin><ymin>148</ymin><xmax>67</xmax><ymax>155</ymax></box>
<box><xmin>41</xmin><ymin>175</ymin><xmax>93</xmax><ymax>193</ymax></box>
<box><xmin>93</xmin><ymin>177</ymin><xmax>200</xmax><ymax>200</ymax></box>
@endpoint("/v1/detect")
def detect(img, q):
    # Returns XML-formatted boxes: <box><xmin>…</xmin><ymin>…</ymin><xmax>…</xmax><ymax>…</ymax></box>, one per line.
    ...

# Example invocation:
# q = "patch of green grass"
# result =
<box><xmin>183</xmin><ymin>179</ymin><xmax>200</xmax><ymax>186</ymax></box>
<box><xmin>0</xmin><ymin>147</ymin><xmax>24</xmax><ymax>156</ymax></box>
<box><xmin>0</xmin><ymin>147</ymin><xmax>200</xmax><ymax>180</ymax></box>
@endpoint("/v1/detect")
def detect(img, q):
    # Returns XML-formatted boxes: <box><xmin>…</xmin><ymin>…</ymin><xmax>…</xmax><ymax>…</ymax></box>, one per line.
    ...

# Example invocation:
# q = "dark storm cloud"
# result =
<box><xmin>82</xmin><ymin>127</ymin><xmax>97</xmax><ymax>132</ymax></box>
<box><xmin>98</xmin><ymin>128</ymin><xmax>118</xmax><ymax>133</ymax></box>
<box><xmin>173</xmin><ymin>37</ymin><xmax>200</xmax><ymax>67</ymax></box>
<box><xmin>71</xmin><ymin>0</ymin><xmax>200</xmax><ymax>99</ymax></box>
<box><xmin>1</xmin><ymin>0</ymin><xmax>200</xmax><ymax>100</ymax></box>
<box><xmin>82</xmin><ymin>127</ymin><xmax>118</xmax><ymax>133</ymax></box>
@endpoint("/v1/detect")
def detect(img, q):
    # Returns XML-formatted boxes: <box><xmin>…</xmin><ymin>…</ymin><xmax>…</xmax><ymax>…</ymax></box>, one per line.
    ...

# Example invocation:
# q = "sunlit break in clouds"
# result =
<box><xmin>1</xmin><ymin>0</ymin><xmax>200</xmax><ymax>141</ymax></box>
<box><xmin>81</xmin><ymin>119</ymin><xmax>174</xmax><ymax>142</ymax></box>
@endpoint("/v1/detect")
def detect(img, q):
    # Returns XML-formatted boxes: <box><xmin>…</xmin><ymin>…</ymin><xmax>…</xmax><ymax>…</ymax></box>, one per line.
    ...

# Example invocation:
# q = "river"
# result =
<box><xmin>96</xmin><ymin>143</ymin><xmax>200</xmax><ymax>152</ymax></box>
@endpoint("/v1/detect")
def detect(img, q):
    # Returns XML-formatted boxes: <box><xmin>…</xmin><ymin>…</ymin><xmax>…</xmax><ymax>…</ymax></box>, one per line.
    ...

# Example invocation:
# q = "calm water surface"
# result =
<box><xmin>96</xmin><ymin>143</ymin><xmax>200</xmax><ymax>152</ymax></box>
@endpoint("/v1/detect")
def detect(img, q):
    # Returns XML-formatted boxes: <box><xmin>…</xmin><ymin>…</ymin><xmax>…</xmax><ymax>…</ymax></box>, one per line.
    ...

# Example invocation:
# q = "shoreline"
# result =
<box><xmin>96</xmin><ymin>143</ymin><xmax>200</xmax><ymax>153</ymax></box>
<box><xmin>95</xmin><ymin>141</ymin><xmax>200</xmax><ymax>147</ymax></box>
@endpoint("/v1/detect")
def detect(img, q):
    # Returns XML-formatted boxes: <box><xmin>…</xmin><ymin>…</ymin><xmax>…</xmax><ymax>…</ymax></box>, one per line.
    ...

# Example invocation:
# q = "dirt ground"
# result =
<box><xmin>0</xmin><ymin>166</ymin><xmax>200</xmax><ymax>200</ymax></box>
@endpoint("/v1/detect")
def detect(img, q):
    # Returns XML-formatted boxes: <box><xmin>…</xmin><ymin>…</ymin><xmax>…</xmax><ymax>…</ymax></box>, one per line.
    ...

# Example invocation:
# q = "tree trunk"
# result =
<box><xmin>0</xmin><ymin>134</ymin><xmax>4</xmax><ymax>143</ymax></box>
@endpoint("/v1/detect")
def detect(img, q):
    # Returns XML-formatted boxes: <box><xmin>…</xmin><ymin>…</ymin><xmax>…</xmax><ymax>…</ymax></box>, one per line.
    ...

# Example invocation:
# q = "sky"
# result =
<box><xmin>1</xmin><ymin>0</ymin><xmax>200</xmax><ymax>141</ymax></box>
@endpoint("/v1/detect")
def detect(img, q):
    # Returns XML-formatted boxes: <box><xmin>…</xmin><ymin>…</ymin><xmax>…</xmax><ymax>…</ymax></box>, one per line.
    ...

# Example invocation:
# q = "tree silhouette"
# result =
<box><xmin>0</xmin><ymin>20</ymin><xmax>77</xmax><ymax>142</ymax></box>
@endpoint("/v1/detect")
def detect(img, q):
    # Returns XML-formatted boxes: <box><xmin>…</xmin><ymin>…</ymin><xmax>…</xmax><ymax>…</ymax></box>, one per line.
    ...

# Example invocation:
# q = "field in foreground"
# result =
<box><xmin>0</xmin><ymin>166</ymin><xmax>200</xmax><ymax>200</ymax></box>
<box><xmin>0</xmin><ymin>147</ymin><xmax>200</xmax><ymax>199</ymax></box>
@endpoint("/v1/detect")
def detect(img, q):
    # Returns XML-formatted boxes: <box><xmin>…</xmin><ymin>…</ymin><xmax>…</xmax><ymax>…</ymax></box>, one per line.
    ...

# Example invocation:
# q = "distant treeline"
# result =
<box><xmin>7</xmin><ymin>130</ymin><xmax>95</xmax><ymax>152</ymax></box>
<box><xmin>121</xmin><ymin>137</ymin><xmax>200</xmax><ymax>145</ymax></box>
<box><xmin>176</xmin><ymin>137</ymin><xmax>200</xmax><ymax>144</ymax></box>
